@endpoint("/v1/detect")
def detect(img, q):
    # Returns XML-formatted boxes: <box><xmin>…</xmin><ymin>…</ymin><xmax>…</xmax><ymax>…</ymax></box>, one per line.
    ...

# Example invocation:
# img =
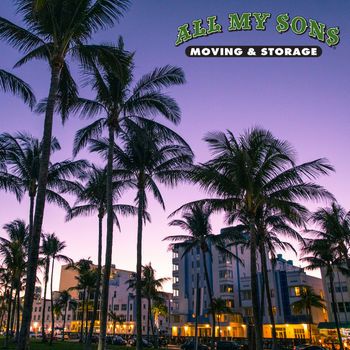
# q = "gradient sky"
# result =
<box><xmin>0</xmin><ymin>0</ymin><xmax>349</xmax><ymax>293</ymax></box>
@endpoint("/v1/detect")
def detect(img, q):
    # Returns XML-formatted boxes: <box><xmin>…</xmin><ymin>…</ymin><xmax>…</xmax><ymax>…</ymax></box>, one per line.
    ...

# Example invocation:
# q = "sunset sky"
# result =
<box><xmin>0</xmin><ymin>0</ymin><xmax>349</xmax><ymax>293</ymax></box>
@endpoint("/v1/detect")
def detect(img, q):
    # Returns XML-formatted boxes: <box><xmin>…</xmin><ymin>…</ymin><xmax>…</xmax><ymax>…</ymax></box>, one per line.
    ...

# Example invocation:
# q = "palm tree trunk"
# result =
<box><xmin>85</xmin><ymin>297</ymin><xmax>88</xmax><ymax>340</ymax></box>
<box><xmin>308</xmin><ymin>307</ymin><xmax>312</xmax><ymax>344</ymax></box>
<box><xmin>10</xmin><ymin>288</ymin><xmax>17</xmax><ymax>338</ymax></box>
<box><xmin>98</xmin><ymin>125</ymin><xmax>115</xmax><ymax>350</ymax></box>
<box><xmin>15</xmin><ymin>285</ymin><xmax>20</xmax><ymax>342</ymax></box>
<box><xmin>17</xmin><ymin>64</ymin><xmax>61</xmax><ymax>350</ymax></box>
<box><xmin>330</xmin><ymin>274</ymin><xmax>344</xmax><ymax>350</ymax></box>
<box><xmin>249</xmin><ymin>216</ymin><xmax>262</xmax><ymax>350</ymax></box>
<box><xmin>28</xmin><ymin>193</ymin><xmax>35</xmax><ymax>249</ymax></box>
<box><xmin>136</xmin><ymin>188</ymin><xmax>145</xmax><ymax>350</ymax></box>
<box><xmin>147</xmin><ymin>299</ymin><xmax>150</xmax><ymax>344</ymax></box>
<box><xmin>80</xmin><ymin>293</ymin><xmax>86</xmax><ymax>342</ymax></box>
<box><xmin>85</xmin><ymin>215</ymin><xmax>103</xmax><ymax>350</ymax></box>
<box><xmin>261</xmin><ymin>246</ymin><xmax>277</xmax><ymax>350</ymax></box>
<box><xmin>5</xmin><ymin>283</ymin><xmax>14</xmax><ymax>348</ymax></box>
<box><xmin>42</xmin><ymin>259</ymin><xmax>49</xmax><ymax>343</ymax></box>
<box><xmin>62</xmin><ymin>307</ymin><xmax>66</xmax><ymax>342</ymax></box>
<box><xmin>50</xmin><ymin>259</ymin><xmax>55</xmax><ymax>345</ymax></box>
<box><xmin>202</xmin><ymin>250</ymin><xmax>215</xmax><ymax>350</ymax></box>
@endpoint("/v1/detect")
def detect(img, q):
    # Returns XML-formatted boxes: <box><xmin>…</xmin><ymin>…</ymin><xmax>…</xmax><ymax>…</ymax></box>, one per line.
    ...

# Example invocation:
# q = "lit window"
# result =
<box><xmin>173</xmin><ymin>264</ymin><xmax>179</xmax><ymax>271</ymax></box>
<box><xmin>173</xmin><ymin>289</ymin><xmax>179</xmax><ymax>297</ymax></box>
<box><xmin>295</xmin><ymin>287</ymin><xmax>300</xmax><ymax>296</ymax></box>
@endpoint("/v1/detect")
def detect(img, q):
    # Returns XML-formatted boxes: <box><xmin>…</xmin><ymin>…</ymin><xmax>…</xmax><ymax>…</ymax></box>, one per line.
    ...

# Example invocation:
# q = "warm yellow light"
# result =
<box><xmin>173</xmin><ymin>327</ymin><xmax>177</xmax><ymax>330</ymax></box>
<box><xmin>192</xmin><ymin>314</ymin><xmax>195</xmax><ymax>318</ymax></box>
<box><xmin>286</xmin><ymin>324</ymin><xmax>289</xmax><ymax>327</ymax></box>
<box><xmin>228</xmin><ymin>327</ymin><xmax>231</xmax><ymax>330</ymax></box>
<box><xmin>185</xmin><ymin>326</ymin><xmax>188</xmax><ymax>331</ymax></box>
<box><xmin>242</xmin><ymin>325</ymin><xmax>246</xmax><ymax>328</ymax></box>
<box><xmin>206</xmin><ymin>324</ymin><xmax>209</xmax><ymax>328</ymax></box>
<box><xmin>302</xmin><ymin>324</ymin><xmax>307</xmax><ymax>329</ymax></box>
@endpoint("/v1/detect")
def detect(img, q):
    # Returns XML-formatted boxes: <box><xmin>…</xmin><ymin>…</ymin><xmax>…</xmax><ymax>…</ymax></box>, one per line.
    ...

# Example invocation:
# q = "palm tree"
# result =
<box><xmin>54</xmin><ymin>290</ymin><xmax>77</xmax><ymax>341</ymax></box>
<box><xmin>307</xmin><ymin>203</ymin><xmax>350</xmax><ymax>274</ymax></box>
<box><xmin>0</xmin><ymin>2</ymin><xmax>130</xmax><ymax>347</ymax></box>
<box><xmin>88</xmin><ymin>117</ymin><xmax>192</xmax><ymax>350</ymax></box>
<box><xmin>66</xmin><ymin>259</ymin><xmax>93</xmax><ymax>343</ymax></box>
<box><xmin>72</xmin><ymin>41</ymin><xmax>186</xmax><ymax>349</ymax></box>
<box><xmin>0</xmin><ymin>69</ymin><xmax>36</xmax><ymax>108</ymax></box>
<box><xmin>127</xmin><ymin>263</ymin><xmax>170</xmax><ymax>344</ymax></box>
<box><xmin>190</xmin><ymin>127</ymin><xmax>334</xmax><ymax>350</ymax></box>
<box><xmin>163</xmin><ymin>202</ymin><xmax>241</xmax><ymax>350</ymax></box>
<box><xmin>151</xmin><ymin>301</ymin><xmax>168</xmax><ymax>347</ymax></box>
<box><xmin>107</xmin><ymin>311</ymin><xmax>125</xmax><ymax>337</ymax></box>
<box><xmin>0</xmin><ymin>220</ymin><xmax>28</xmax><ymax>348</ymax></box>
<box><xmin>291</xmin><ymin>286</ymin><xmax>326</xmax><ymax>344</ymax></box>
<box><xmin>65</xmin><ymin>164</ymin><xmax>137</xmax><ymax>349</ymax></box>
<box><xmin>207</xmin><ymin>298</ymin><xmax>234</xmax><ymax>340</ymax></box>
<box><xmin>1</xmin><ymin>131</ymin><xmax>88</xmax><ymax>240</ymax></box>
<box><xmin>45</xmin><ymin>234</ymin><xmax>72</xmax><ymax>345</ymax></box>
<box><xmin>301</xmin><ymin>239</ymin><xmax>345</xmax><ymax>350</ymax></box>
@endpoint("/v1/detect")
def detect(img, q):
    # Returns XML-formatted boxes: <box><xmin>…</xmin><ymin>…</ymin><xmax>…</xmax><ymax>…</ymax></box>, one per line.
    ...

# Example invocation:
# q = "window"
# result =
<box><xmin>173</xmin><ymin>264</ymin><xmax>178</xmax><ymax>271</ymax></box>
<box><xmin>121</xmin><ymin>304</ymin><xmax>127</xmax><ymax>311</ymax></box>
<box><xmin>173</xmin><ymin>276</ymin><xmax>179</xmax><ymax>284</ymax></box>
<box><xmin>334</xmin><ymin>283</ymin><xmax>341</xmax><ymax>293</ymax></box>
<box><xmin>174</xmin><ymin>302</ymin><xmax>179</xmax><ymax>310</ymax></box>
<box><xmin>160</xmin><ymin>320</ymin><xmax>163</xmax><ymax>326</ymax></box>
<box><xmin>173</xmin><ymin>289</ymin><xmax>179</xmax><ymax>297</ymax></box>
<box><xmin>220</xmin><ymin>284</ymin><xmax>234</xmax><ymax>293</ymax></box>
<box><xmin>130</xmin><ymin>315</ymin><xmax>132</xmax><ymax>321</ymax></box>
<box><xmin>143</xmin><ymin>304</ymin><xmax>146</xmax><ymax>309</ymax></box>
<box><xmin>242</xmin><ymin>290</ymin><xmax>251</xmax><ymax>300</ymax></box>
<box><xmin>244</xmin><ymin>308</ymin><xmax>253</xmax><ymax>316</ymax></box>
<box><xmin>342</xmin><ymin>282</ymin><xmax>348</xmax><ymax>292</ymax></box>
<box><xmin>38</xmin><ymin>315</ymin><xmax>40</xmax><ymax>320</ymax></box>
<box><xmin>143</xmin><ymin>326</ymin><xmax>145</xmax><ymax>331</ymax></box>
<box><xmin>130</xmin><ymin>304</ymin><xmax>133</xmax><ymax>310</ymax></box>
<box><xmin>47</xmin><ymin>315</ymin><xmax>49</xmax><ymax>320</ymax></box>
<box><xmin>196</xmin><ymin>260</ymin><xmax>200</xmax><ymax>268</ymax></box>
<box><xmin>143</xmin><ymin>315</ymin><xmax>146</xmax><ymax>320</ymax></box>
<box><xmin>68</xmin><ymin>315</ymin><xmax>71</xmax><ymax>320</ymax></box>
<box><xmin>114</xmin><ymin>304</ymin><xmax>119</xmax><ymax>311</ymax></box>
<box><xmin>294</xmin><ymin>329</ymin><xmax>305</xmax><ymax>339</ymax></box>
<box><xmin>204</xmin><ymin>286</ymin><xmax>206</xmax><ymax>295</ymax></box>
<box><xmin>338</xmin><ymin>302</ymin><xmax>345</xmax><ymax>313</ymax></box>
<box><xmin>295</xmin><ymin>287</ymin><xmax>300</xmax><ymax>296</ymax></box>
<box><xmin>196</xmin><ymin>247</ymin><xmax>200</xmax><ymax>254</ymax></box>
<box><xmin>191</xmin><ymin>261</ymin><xmax>194</xmax><ymax>268</ymax></box>
<box><xmin>204</xmin><ymin>300</ymin><xmax>207</xmax><ymax>308</ymax></box>
<box><xmin>48</xmin><ymin>306</ymin><xmax>51</xmax><ymax>312</ymax></box>
<box><xmin>225</xmin><ymin>299</ymin><xmax>234</xmax><ymax>308</ymax></box>
<box><xmin>39</xmin><ymin>307</ymin><xmax>41</xmax><ymax>312</ymax></box>
<box><xmin>173</xmin><ymin>251</ymin><xmax>179</xmax><ymax>258</ymax></box>
<box><xmin>114</xmin><ymin>291</ymin><xmax>116</xmax><ymax>297</ymax></box>
<box><xmin>109</xmin><ymin>305</ymin><xmax>111</xmax><ymax>311</ymax></box>
<box><xmin>35</xmin><ymin>307</ymin><xmax>37</xmax><ymax>312</ymax></box>
<box><xmin>292</xmin><ymin>305</ymin><xmax>302</xmax><ymax>315</ymax></box>
<box><xmin>33</xmin><ymin>315</ymin><xmax>36</xmax><ymax>320</ymax></box>
<box><xmin>219</xmin><ymin>270</ymin><xmax>233</xmax><ymax>279</ymax></box>
<box><xmin>270</xmin><ymin>289</ymin><xmax>275</xmax><ymax>298</ymax></box>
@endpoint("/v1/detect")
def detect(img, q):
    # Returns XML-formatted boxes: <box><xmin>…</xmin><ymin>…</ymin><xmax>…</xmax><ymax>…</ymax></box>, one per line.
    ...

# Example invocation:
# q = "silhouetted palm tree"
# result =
<box><xmin>291</xmin><ymin>286</ymin><xmax>326</xmax><ymax>344</ymax></box>
<box><xmin>0</xmin><ymin>2</ymin><xmax>130</xmax><ymax>346</ymax></box>
<box><xmin>190</xmin><ymin>127</ymin><xmax>334</xmax><ymax>350</ymax></box>
<box><xmin>207</xmin><ymin>298</ymin><xmax>234</xmax><ymax>339</ymax></box>
<box><xmin>164</xmin><ymin>202</ymin><xmax>241</xmax><ymax>350</ymax></box>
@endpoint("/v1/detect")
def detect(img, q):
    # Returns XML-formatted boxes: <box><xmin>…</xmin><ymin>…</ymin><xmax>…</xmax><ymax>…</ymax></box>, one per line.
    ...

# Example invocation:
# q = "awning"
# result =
<box><xmin>318</xmin><ymin>322</ymin><xmax>350</xmax><ymax>329</ymax></box>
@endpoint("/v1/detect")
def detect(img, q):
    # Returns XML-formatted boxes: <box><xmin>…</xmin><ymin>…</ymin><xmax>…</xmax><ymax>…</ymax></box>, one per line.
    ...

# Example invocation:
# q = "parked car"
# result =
<box><xmin>293</xmin><ymin>345</ymin><xmax>312</xmax><ymax>350</ymax></box>
<box><xmin>217</xmin><ymin>341</ymin><xmax>239</xmax><ymax>350</ymax></box>
<box><xmin>129</xmin><ymin>338</ymin><xmax>148</xmax><ymax>347</ymax></box>
<box><xmin>181</xmin><ymin>341</ymin><xmax>209</xmax><ymax>350</ymax></box>
<box><xmin>91</xmin><ymin>335</ymin><xmax>99</xmax><ymax>344</ymax></box>
<box><xmin>105</xmin><ymin>336</ymin><xmax>113</xmax><ymax>344</ymax></box>
<box><xmin>57</xmin><ymin>334</ymin><xmax>70</xmax><ymax>341</ymax></box>
<box><xmin>113</xmin><ymin>336</ymin><xmax>127</xmax><ymax>346</ymax></box>
<box><xmin>29</xmin><ymin>332</ymin><xmax>36</xmax><ymax>338</ymax></box>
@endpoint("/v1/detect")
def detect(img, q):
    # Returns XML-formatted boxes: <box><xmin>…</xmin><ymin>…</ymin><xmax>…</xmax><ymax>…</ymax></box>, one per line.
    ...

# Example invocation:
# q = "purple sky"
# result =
<box><xmin>0</xmin><ymin>0</ymin><xmax>349</xmax><ymax>293</ymax></box>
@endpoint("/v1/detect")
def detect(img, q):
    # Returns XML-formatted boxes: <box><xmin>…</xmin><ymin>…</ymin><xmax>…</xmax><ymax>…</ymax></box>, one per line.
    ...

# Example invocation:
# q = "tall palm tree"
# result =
<box><xmin>88</xmin><ymin>117</ymin><xmax>192</xmax><ymax>350</ymax></box>
<box><xmin>163</xmin><ymin>202</ymin><xmax>241</xmax><ymax>350</ymax></box>
<box><xmin>0</xmin><ymin>69</ymin><xmax>36</xmax><ymax>108</ymax></box>
<box><xmin>0</xmin><ymin>220</ymin><xmax>28</xmax><ymax>348</ymax></box>
<box><xmin>65</xmin><ymin>164</ymin><xmax>137</xmax><ymax>349</ymax></box>
<box><xmin>190</xmin><ymin>127</ymin><xmax>334</xmax><ymax>350</ymax></box>
<box><xmin>127</xmin><ymin>263</ymin><xmax>170</xmax><ymax>344</ymax></box>
<box><xmin>0</xmin><ymin>2</ymin><xmax>130</xmax><ymax>347</ymax></box>
<box><xmin>151</xmin><ymin>300</ymin><xmax>168</xmax><ymax>346</ymax></box>
<box><xmin>73</xmin><ymin>42</ymin><xmax>186</xmax><ymax>350</ymax></box>
<box><xmin>307</xmin><ymin>203</ymin><xmax>350</xmax><ymax>274</ymax></box>
<box><xmin>1</xmin><ymin>131</ymin><xmax>88</xmax><ymax>240</ymax></box>
<box><xmin>301</xmin><ymin>239</ymin><xmax>346</xmax><ymax>350</ymax></box>
<box><xmin>207</xmin><ymin>298</ymin><xmax>234</xmax><ymax>340</ymax></box>
<box><xmin>55</xmin><ymin>290</ymin><xmax>77</xmax><ymax>341</ymax></box>
<box><xmin>45</xmin><ymin>234</ymin><xmax>72</xmax><ymax>345</ymax></box>
<box><xmin>291</xmin><ymin>286</ymin><xmax>326</xmax><ymax>344</ymax></box>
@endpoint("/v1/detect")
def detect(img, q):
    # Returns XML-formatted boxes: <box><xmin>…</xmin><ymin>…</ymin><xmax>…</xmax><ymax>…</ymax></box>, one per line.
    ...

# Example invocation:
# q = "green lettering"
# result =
<box><xmin>326</xmin><ymin>27</ymin><xmax>340</xmax><ymax>47</ymax></box>
<box><xmin>175</xmin><ymin>24</ymin><xmax>192</xmax><ymax>46</ymax></box>
<box><xmin>291</xmin><ymin>16</ymin><xmax>308</xmax><ymax>35</ymax></box>
<box><xmin>207</xmin><ymin>15</ymin><xmax>222</xmax><ymax>34</ymax></box>
<box><xmin>276</xmin><ymin>13</ymin><xmax>290</xmax><ymax>34</ymax></box>
<box><xmin>192</xmin><ymin>19</ymin><xmax>207</xmax><ymax>38</ymax></box>
<box><xmin>253</xmin><ymin>13</ymin><xmax>271</xmax><ymax>30</ymax></box>
<box><xmin>228</xmin><ymin>13</ymin><xmax>252</xmax><ymax>31</ymax></box>
<box><xmin>308</xmin><ymin>19</ymin><xmax>326</xmax><ymax>42</ymax></box>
